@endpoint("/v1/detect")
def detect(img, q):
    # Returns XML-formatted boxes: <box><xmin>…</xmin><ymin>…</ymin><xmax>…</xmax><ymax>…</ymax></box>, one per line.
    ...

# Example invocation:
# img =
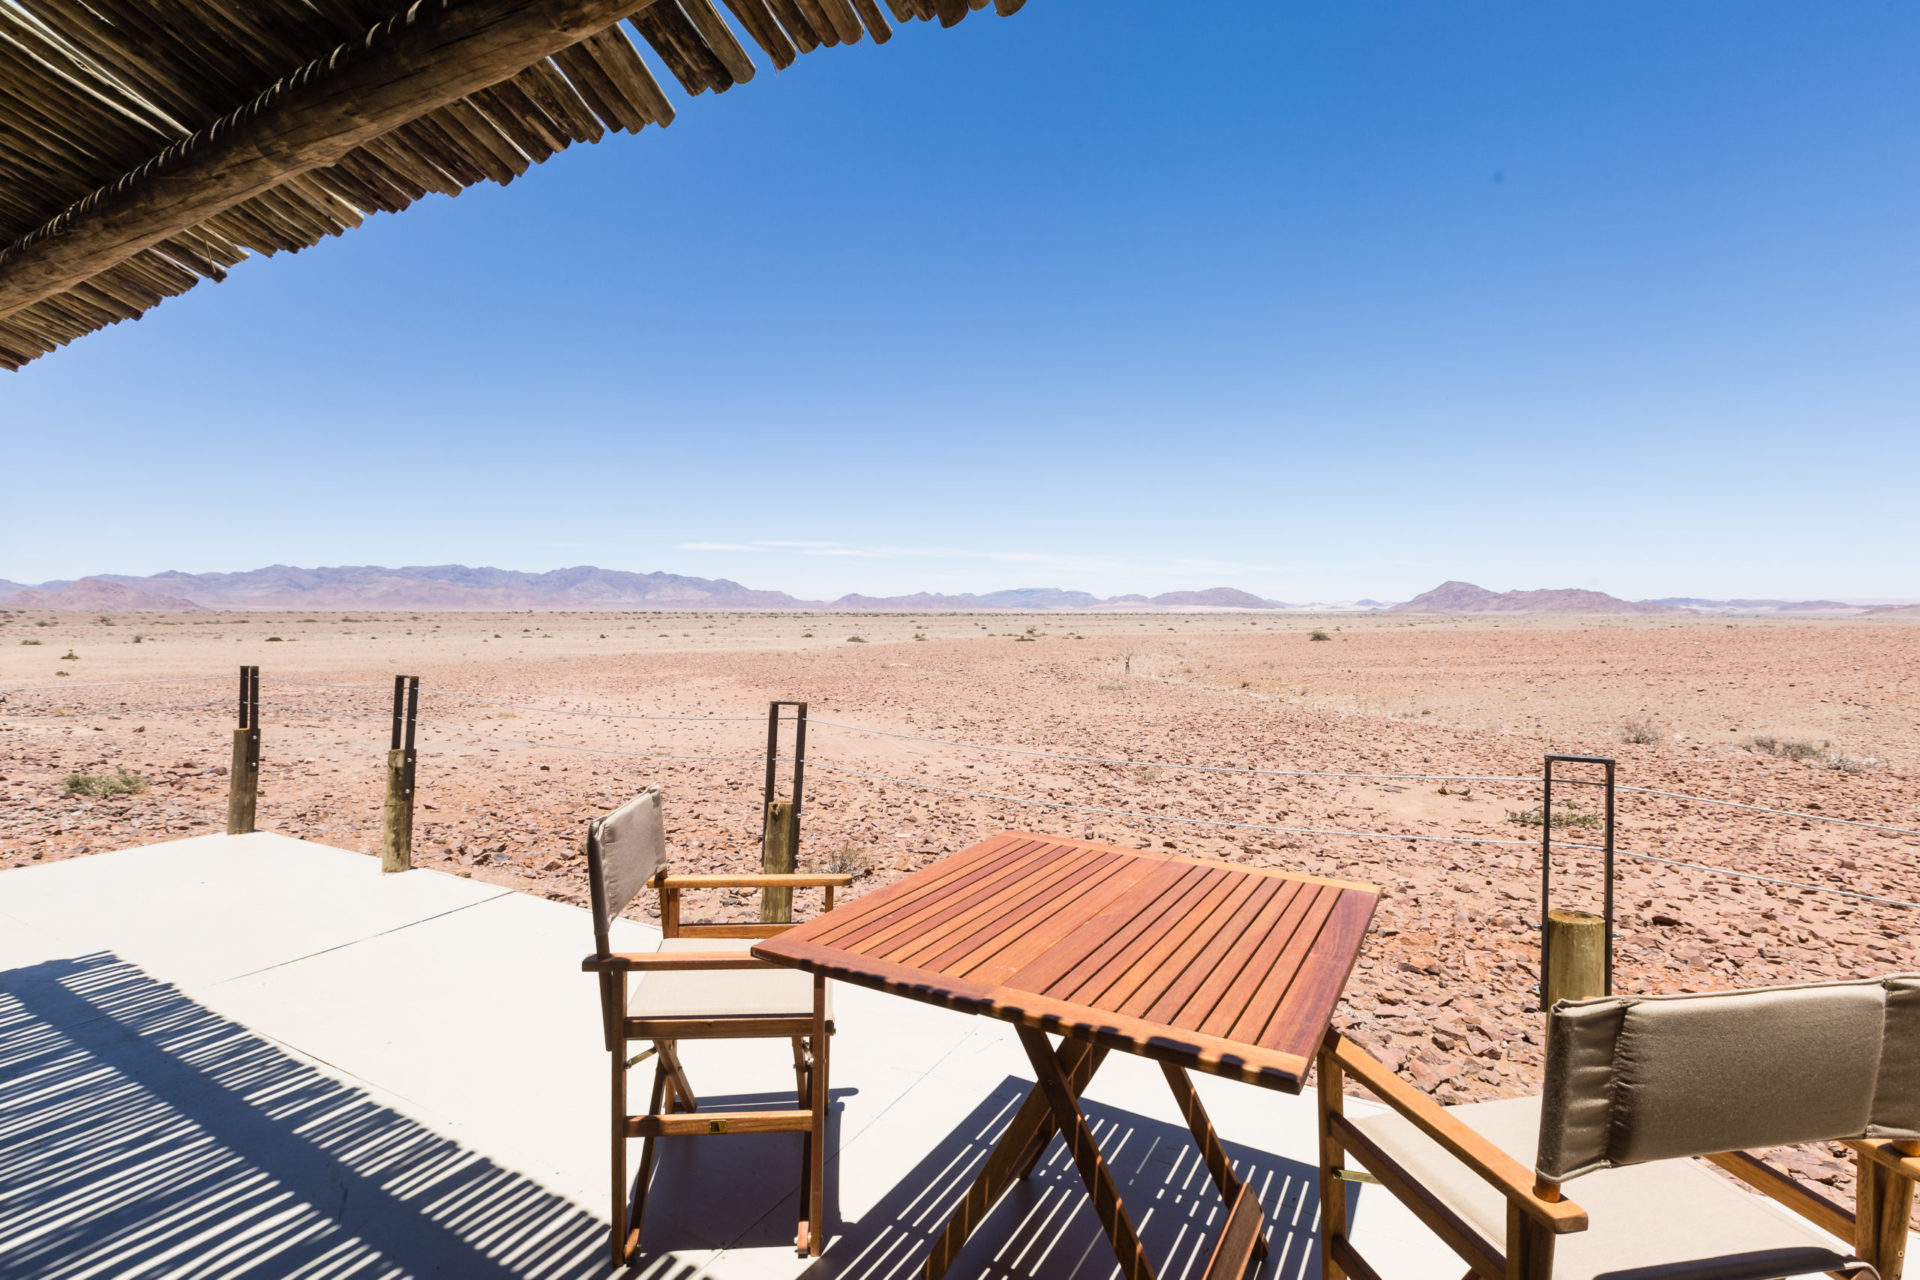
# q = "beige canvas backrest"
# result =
<box><xmin>1536</xmin><ymin>973</ymin><xmax>1920</xmax><ymax>1181</ymax></box>
<box><xmin>585</xmin><ymin>786</ymin><xmax>666</xmax><ymax>956</ymax></box>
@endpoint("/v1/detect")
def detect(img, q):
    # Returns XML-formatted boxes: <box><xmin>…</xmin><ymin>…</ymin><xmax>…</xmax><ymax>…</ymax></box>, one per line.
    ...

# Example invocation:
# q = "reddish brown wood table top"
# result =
<box><xmin>754</xmin><ymin>831</ymin><xmax>1379</xmax><ymax>1092</ymax></box>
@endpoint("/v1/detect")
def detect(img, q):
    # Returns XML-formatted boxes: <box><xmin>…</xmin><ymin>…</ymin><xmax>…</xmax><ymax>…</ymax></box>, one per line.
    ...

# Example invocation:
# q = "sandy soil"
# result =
<box><xmin>3</xmin><ymin>607</ymin><xmax>1917</xmax><ymax>1208</ymax></box>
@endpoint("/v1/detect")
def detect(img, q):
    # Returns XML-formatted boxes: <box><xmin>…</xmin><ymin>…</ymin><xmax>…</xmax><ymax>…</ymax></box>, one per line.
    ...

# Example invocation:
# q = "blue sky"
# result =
<box><xmin>3</xmin><ymin>2</ymin><xmax>1915</xmax><ymax>602</ymax></box>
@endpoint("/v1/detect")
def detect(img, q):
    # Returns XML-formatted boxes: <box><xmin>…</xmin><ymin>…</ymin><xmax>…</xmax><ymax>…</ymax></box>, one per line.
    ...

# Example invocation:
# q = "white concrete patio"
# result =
<box><xmin>0</xmin><ymin>832</ymin><xmax>1461</xmax><ymax>1280</ymax></box>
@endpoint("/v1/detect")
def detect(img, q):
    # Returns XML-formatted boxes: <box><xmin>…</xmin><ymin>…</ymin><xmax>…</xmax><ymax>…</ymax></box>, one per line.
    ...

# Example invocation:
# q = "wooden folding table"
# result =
<box><xmin>753</xmin><ymin>831</ymin><xmax>1379</xmax><ymax>1280</ymax></box>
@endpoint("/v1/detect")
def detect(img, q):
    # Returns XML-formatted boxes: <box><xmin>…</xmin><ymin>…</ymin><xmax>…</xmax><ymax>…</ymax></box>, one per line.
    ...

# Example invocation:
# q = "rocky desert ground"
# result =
<box><xmin>3</xmin><ymin>607</ymin><xmax>1916</xmax><ymax>1209</ymax></box>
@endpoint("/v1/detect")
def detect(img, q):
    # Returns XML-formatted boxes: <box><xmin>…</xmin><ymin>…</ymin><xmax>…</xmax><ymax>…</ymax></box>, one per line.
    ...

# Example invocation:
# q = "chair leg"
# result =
<box><xmin>794</xmin><ymin>1036</ymin><xmax>814</xmax><ymax>1245</ymax></box>
<box><xmin>1857</xmin><ymin>1143</ymin><xmax>1917</xmax><ymax>1280</ymax></box>
<box><xmin>791</xmin><ymin>1036</ymin><xmax>812</xmax><ymax>1106</ymax></box>
<box><xmin>625</xmin><ymin>1060</ymin><xmax>669</xmax><ymax>1265</ymax></box>
<box><xmin>661</xmin><ymin>1041</ymin><xmax>698</xmax><ymax>1113</ymax></box>
<box><xmin>1505</xmin><ymin>1203</ymin><xmax>1555</xmax><ymax>1280</ymax></box>
<box><xmin>611</xmin><ymin>1048</ymin><xmax>628</xmax><ymax>1268</ymax></box>
<box><xmin>1317</xmin><ymin>1041</ymin><xmax>1348</xmax><ymax>1280</ymax></box>
<box><xmin>802</xmin><ymin>976</ymin><xmax>828</xmax><ymax>1257</ymax></box>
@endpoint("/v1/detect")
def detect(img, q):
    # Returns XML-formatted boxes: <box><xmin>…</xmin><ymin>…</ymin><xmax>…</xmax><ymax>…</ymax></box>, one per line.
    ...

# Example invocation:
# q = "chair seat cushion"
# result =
<box><xmin>1349</xmin><ymin>1095</ymin><xmax>1863</xmax><ymax>1280</ymax></box>
<box><xmin>628</xmin><ymin>938</ymin><xmax>833</xmax><ymax>1026</ymax></box>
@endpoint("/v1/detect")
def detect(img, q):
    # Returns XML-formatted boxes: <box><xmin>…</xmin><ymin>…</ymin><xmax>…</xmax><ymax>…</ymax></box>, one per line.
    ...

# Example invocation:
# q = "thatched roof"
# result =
<box><xmin>0</xmin><ymin>0</ymin><xmax>1019</xmax><ymax>371</ymax></box>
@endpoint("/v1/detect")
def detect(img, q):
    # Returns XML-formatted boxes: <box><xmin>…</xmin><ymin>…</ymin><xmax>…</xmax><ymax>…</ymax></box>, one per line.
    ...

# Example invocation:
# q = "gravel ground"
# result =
<box><xmin>3</xmin><ymin>606</ymin><xmax>1916</xmax><ymax>1215</ymax></box>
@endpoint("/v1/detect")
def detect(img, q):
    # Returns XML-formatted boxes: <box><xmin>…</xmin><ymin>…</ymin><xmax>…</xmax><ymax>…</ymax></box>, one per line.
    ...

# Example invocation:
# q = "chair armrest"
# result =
<box><xmin>1846</xmin><ymin>1139</ymin><xmax>1920</xmax><ymax>1181</ymax></box>
<box><xmin>1328</xmin><ymin>1032</ymin><xmax>1588</xmax><ymax>1232</ymax></box>
<box><xmin>582</xmin><ymin>952</ymin><xmax>775</xmax><ymax>973</ymax></box>
<box><xmin>649</xmin><ymin>873</ymin><xmax>854</xmax><ymax>890</ymax></box>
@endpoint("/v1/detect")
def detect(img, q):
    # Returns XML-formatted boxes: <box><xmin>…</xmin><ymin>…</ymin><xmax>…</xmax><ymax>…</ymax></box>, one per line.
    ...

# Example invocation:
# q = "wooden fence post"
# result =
<box><xmin>380</xmin><ymin>675</ymin><xmax>419</xmax><ymax>873</ymax></box>
<box><xmin>381</xmin><ymin>749</ymin><xmax>413</xmax><ymax>872</ymax></box>
<box><xmin>1543</xmin><ymin>909</ymin><xmax>1607</xmax><ymax>1008</ymax></box>
<box><xmin>225</xmin><ymin>665</ymin><xmax>259</xmax><ymax>834</ymax></box>
<box><xmin>760</xmin><ymin>800</ymin><xmax>794</xmax><ymax>922</ymax></box>
<box><xmin>226</xmin><ymin>728</ymin><xmax>257</xmax><ymax>833</ymax></box>
<box><xmin>1538</xmin><ymin>754</ymin><xmax>1616</xmax><ymax>1010</ymax></box>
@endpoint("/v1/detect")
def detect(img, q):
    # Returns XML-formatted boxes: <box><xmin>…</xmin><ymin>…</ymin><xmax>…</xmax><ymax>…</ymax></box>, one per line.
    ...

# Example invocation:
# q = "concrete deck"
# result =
<box><xmin>0</xmin><ymin>833</ymin><xmax>1457</xmax><ymax>1280</ymax></box>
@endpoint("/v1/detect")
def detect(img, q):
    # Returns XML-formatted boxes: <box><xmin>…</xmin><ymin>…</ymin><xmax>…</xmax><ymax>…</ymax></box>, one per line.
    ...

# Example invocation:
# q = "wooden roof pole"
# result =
<box><xmin>0</xmin><ymin>0</ymin><xmax>659</xmax><ymax>322</ymax></box>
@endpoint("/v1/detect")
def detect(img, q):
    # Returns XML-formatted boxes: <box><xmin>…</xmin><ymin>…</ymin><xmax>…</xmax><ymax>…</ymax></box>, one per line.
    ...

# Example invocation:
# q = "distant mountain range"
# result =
<box><xmin>1388</xmin><ymin>581</ymin><xmax>1878</xmax><ymax>616</ymax></box>
<box><xmin>0</xmin><ymin>567</ymin><xmax>1898</xmax><ymax>615</ymax></box>
<box><xmin>1390</xmin><ymin>581</ymin><xmax>1678</xmax><ymax>615</ymax></box>
<box><xmin>2</xmin><ymin>579</ymin><xmax>204</xmax><ymax>611</ymax></box>
<box><xmin>1648</xmin><ymin>597</ymin><xmax>1858</xmax><ymax>615</ymax></box>
<box><xmin>0</xmin><ymin>567</ymin><xmax>1317</xmax><ymax>612</ymax></box>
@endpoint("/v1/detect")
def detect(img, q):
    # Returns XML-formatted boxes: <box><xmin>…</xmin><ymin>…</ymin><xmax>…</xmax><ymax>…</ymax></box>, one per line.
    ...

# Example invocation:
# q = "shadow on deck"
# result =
<box><xmin>2</xmin><ymin>951</ymin><xmax>1335</xmax><ymax>1280</ymax></box>
<box><xmin>820</xmin><ymin>1081</ymin><xmax>1330</xmax><ymax>1280</ymax></box>
<box><xmin>1</xmin><ymin>952</ymin><xmax>617</xmax><ymax>1279</ymax></box>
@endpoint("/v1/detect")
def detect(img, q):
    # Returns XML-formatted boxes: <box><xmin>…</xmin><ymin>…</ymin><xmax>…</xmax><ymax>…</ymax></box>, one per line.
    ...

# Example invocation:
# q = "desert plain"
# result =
<box><xmin>3</xmin><ymin>606</ymin><xmax>1917</xmax><ymax>1208</ymax></box>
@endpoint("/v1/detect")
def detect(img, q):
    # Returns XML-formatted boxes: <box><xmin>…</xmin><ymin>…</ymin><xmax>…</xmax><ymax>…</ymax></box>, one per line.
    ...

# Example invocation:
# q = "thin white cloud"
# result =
<box><xmin>678</xmin><ymin>541</ymin><xmax>758</xmax><ymax>551</ymax></box>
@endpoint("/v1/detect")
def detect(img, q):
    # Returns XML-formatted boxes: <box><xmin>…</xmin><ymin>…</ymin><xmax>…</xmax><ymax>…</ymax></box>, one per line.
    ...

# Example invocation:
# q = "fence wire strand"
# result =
<box><xmin>0</xmin><ymin>676</ymin><xmax>230</xmax><ymax>693</ymax></box>
<box><xmin>11</xmin><ymin>675</ymin><xmax>1918</xmax><ymax>909</ymax></box>
<box><xmin>1618</xmin><ymin>785</ymin><xmax>1920</xmax><ymax>837</ymax></box>
<box><xmin>805</xmin><ymin>717</ymin><xmax>1538</xmax><ymax>783</ymax></box>
<box><xmin>798</xmin><ymin>759</ymin><xmax>1920</xmax><ymax>911</ymax></box>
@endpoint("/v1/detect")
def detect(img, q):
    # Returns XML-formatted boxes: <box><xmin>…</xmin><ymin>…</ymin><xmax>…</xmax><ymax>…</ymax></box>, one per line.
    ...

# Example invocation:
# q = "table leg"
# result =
<box><xmin>1013</xmin><ymin>1042</ymin><xmax>1108</xmax><ymax>1179</ymax></box>
<box><xmin>923</xmin><ymin>1035</ymin><xmax>1267</xmax><ymax>1280</ymax></box>
<box><xmin>922</xmin><ymin>1036</ymin><xmax>1107</xmax><ymax>1280</ymax></box>
<box><xmin>1160</xmin><ymin>1062</ymin><xmax>1270</xmax><ymax>1262</ymax></box>
<box><xmin>1017</xmin><ymin>1026</ymin><xmax>1158</xmax><ymax>1280</ymax></box>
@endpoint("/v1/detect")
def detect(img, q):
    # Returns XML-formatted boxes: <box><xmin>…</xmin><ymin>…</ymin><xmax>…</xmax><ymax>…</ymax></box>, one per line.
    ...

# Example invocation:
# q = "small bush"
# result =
<box><xmin>20</xmin><ymin>639</ymin><xmax>40</xmax><ymax>646</ymax></box>
<box><xmin>1619</xmin><ymin>716</ymin><xmax>1662</xmax><ymax>745</ymax></box>
<box><xmin>824</xmin><ymin>844</ymin><xmax>874</xmax><ymax>877</ymax></box>
<box><xmin>59</xmin><ymin>650</ymin><xmax>79</xmax><ymax>660</ymax></box>
<box><xmin>847</xmin><ymin>635</ymin><xmax>867</xmax><ymax>644</ymax></box>
<box><xmin>1822</xmin><ymin>753</ymin><xmax>1883</xmax><ymax>774</ymax></box>
<box><xmin>1747</xmin><ymin>735</ymin><xmax>1828</xmax><ymax>763</ymax></box>
<box><xmin>1309</xmin><ymin>630</ymin><xmax>1331</xmax><ymax>642</ymax></box>
<box><xmin>64</xmin><ymin>767</ymin><xmax>149</xmax><ymax>797</ymax></box>
<box><xmin>265</xmin><ymin>636</ymin><xmax>284</xmax><ymax>642</ymax></box>
<box><xmin>913</xmin><ymin>633</ymin><xmax>927</xmax><ymax>641</ymax></box>
<box><xmin>1506</xmin><ymin>801</ymin><xmax>1600</xmax><ymax>830</ymax></box>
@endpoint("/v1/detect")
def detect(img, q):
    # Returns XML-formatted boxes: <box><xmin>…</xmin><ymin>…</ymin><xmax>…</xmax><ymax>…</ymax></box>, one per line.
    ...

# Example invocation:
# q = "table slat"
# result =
<box><xmin>755</xmin><ymin>832</ymin><xmax>1377</xmax><ymax>1093</ymax></box>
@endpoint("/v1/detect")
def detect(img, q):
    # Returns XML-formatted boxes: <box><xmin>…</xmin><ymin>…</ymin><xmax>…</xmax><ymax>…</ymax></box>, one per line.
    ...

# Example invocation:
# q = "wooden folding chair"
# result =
<box><xmin>580</xmin><ymin>786</ymin><xmax>853</xmax><ymax>1266</ymax></box>
<box><xmin>1318</xmin><ymin>973</ymin><xmax>1920</xmax><ymax>1280</ymax></box>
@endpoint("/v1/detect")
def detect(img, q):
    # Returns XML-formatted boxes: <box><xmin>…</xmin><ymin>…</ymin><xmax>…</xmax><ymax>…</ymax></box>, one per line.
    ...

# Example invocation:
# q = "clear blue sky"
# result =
<box><xmin>4</xmin><ymin>2</ymin><xmax>1915</xmax><ymax>602</ymax></box>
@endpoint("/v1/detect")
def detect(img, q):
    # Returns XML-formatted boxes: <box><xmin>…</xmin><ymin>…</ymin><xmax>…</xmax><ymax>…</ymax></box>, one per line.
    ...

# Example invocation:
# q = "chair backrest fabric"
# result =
<box><xmin>585</xmin><ymin>786</ymin><xmax>665</xmax><ymax>955</ymax></box>
<box><xmin>1536</xmin><ymin>974</ymin><xmax>1920</xmax><ymax>1181</ymax></box>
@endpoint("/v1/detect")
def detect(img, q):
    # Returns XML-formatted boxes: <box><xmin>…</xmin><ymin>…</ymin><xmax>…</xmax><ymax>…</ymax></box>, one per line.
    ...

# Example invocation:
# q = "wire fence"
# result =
<box><xmin>4</xmin><ymin>674</ymin><xmax>1916</xmax><ymax>911</ymax></box>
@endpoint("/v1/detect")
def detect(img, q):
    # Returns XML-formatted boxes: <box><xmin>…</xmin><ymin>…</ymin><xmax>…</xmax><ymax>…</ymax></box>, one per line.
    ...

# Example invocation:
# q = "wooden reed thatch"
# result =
<box><xmin>0</xmin><ymin>0</ymin><xmax>1021</xmax><ymax>371</ymax></box>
